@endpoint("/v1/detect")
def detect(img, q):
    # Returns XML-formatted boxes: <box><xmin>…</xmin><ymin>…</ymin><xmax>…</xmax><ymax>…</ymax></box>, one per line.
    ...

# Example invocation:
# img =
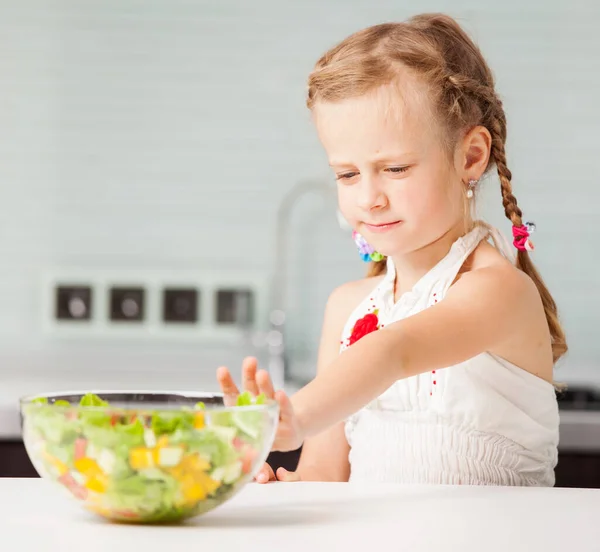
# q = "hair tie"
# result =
<box><xmin>352</xmin><ymin>231</ymin><xmax>384</xmax><ymax>262</ymax></box>
<box><xmin>512</xmin><ymin>222</ymin><xmax>535</xmax><ymax>252</ymax></box>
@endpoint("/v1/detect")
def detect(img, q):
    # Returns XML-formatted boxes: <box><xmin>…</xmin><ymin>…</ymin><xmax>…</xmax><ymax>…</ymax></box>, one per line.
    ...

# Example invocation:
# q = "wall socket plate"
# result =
<box><xmin>40</xmin><ymin>268</ymin><xmax>270</xmax><ymax>342</ymax></box>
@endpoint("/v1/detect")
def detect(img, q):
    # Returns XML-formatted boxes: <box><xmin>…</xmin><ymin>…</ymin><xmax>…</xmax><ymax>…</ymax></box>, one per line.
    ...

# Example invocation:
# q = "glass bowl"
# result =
<box><xmin>20</xmin><ymin>390</ymin><xmax>279</xmax><ymax>524</ymax></box>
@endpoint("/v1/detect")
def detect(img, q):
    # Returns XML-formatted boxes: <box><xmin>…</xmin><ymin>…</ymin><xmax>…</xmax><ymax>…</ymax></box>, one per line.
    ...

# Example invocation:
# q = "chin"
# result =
<box><xmin>371</xmin><ymin>238</ymin><xmax>417</xmax><ymax>258</ymax></box>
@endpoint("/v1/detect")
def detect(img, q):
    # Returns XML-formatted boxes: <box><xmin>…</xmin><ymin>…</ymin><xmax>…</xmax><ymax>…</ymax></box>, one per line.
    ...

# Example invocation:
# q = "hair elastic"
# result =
<box><xmin>512</xmin><ymin>222</ymin><xmax>536</xmax><ymax>252</ymax></box>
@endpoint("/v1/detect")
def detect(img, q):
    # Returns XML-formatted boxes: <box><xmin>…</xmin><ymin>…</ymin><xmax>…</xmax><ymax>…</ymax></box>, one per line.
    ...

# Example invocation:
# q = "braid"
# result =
<box><xmin>367</xmin><ymin>258</ymin><xmax>387</xmax><ymax>277</ymax></box>
<box><xmin>488</xmin><ymin>103</ymin><xmax>568</xmax><ymax>364</ymax></box>
<box><xmin>444</xmin><ymin>74</ymin><xmax>497</xmax><ymax>121</ymax></box>
<box><xmin>446</xmin><ymin>72</ymin><xmax>568</xmax><ymax>364</ymax></box>
<box><xmin>488</xmin><ymin>108</ymin><xmax>523</xmax><ymax>226</ymax></box>
<box><xmin>442</xmin><ymin>76</ymin><xmax>522</xmax><ymax>229</ymax></box>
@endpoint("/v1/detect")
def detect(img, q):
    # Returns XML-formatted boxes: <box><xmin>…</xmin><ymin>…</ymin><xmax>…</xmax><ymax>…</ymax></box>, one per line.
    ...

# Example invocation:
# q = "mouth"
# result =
<box><xmin>362</xmin><ymin>220</ymin><xmax>402</xmax><ymax>233</ymax></box>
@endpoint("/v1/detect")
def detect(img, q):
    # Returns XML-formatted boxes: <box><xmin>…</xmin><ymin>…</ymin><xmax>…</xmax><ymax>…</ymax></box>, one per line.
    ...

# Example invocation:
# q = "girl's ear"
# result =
<box><xmin>455</xmin><ymin>125</ymin><xmax>492</xmax><ymax>181</ymax></box>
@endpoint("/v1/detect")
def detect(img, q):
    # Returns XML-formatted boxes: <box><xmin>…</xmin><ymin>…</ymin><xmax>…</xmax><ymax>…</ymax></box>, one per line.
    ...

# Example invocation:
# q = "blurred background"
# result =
<box><xmin>0</xmin><ymin>0</ymin><xmax>598</xmax><ymax>485</ymax></box>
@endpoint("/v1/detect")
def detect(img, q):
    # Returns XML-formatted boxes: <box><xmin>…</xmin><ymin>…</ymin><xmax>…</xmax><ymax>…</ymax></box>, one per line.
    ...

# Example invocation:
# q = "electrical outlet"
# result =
<box><xmin>55</xmin><ymin>285</ymin><xmax>92</xmax><ymax>321</ymax></box>
<box><xmin>215</xmin><ymin>288</ymin><xmax>254</xmax><ymax>325</ymax></box>
<box><xmin>109</xmin><ymin>287</ymin><xmax>145</xmax><ymax>322</ymax></box>
<box><xmin>43</xmin><ymin>268</ymin><xmax>268</xmax><ymax>341</ymax></box>
<box><xmin>163</xmin><ymin>288</ymin><xmax>198</xmax><ymax>323</ymax></box>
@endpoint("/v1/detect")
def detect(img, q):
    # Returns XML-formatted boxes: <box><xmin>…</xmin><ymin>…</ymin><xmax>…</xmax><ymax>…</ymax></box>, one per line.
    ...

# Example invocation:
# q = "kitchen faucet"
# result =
<box><xmin>234</xmin><ymin>178</ymin><xmax>345</xmax><ymax>389</ymax></box>
<box><xmin>268</xmin><ymin>178</ymin><xmax>345</xmax><ymax>388</ymax></box>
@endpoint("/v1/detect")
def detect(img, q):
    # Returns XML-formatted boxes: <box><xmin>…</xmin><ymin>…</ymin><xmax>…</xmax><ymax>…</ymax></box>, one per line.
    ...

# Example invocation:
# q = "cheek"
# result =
<box><xmin>337</xmin><ymin>188</ymin><xmax>357</xmax><ymax>223</ymax></box>
<box><xmin>394</xmin><ymin>182</ymin><xmax>445</xmax><ymax>219</ymax></box>
<box><xmin>401</xmin><ymin>167</ymin><xmax>463</xmax><ymax>221</ymax></box>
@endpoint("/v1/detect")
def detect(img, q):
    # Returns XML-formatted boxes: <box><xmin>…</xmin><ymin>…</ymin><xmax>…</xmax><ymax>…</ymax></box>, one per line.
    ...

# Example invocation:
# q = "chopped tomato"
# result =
<box><xmin>58</xmin><ymin>472</ymin><xmax>88</xmax><ymax>500</ymax></box>
<box><xmin>114</xmin><ymin>509</ymin><xmax>140</xmax><ymax>520</ymax></box>
<box><xmin>241</xmin><ymin>445</ymin><xmax>258</xmax><ymax>474</ymax></box>
<box><xmin>74</xmin><ymin>438</ymin><xmax>87</xmax><ymax>461</ymax></box>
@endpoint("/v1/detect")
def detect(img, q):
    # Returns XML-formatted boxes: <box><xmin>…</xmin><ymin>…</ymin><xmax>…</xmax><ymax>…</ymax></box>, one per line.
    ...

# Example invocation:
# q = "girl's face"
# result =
<box><xmin>314</xmin><ymin>85</ymin><xmax>466</xmax><ymax>259</ymax></box>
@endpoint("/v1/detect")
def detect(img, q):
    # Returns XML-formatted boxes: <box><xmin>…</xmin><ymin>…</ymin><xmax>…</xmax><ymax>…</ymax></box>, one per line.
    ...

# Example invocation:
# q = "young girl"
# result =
<box><xmin>218</xmin><ymin>13</ymin><xmax>567</xmax><ymax>486</ymax></box>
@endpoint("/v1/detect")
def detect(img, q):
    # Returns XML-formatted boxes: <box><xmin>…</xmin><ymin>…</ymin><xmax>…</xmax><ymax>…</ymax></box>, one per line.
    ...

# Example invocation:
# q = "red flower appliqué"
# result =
<box><xmin>348</xmin><ymin>310</ymin><xmax>380</xmax><ymax>346</ymax></box>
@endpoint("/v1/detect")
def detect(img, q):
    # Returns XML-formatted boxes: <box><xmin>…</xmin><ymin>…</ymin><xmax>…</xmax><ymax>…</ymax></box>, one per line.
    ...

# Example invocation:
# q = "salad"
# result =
<box><xmin>22</xmin><ymin>392</ymin><xmax>273</xmax><ymax>523</ymax></box>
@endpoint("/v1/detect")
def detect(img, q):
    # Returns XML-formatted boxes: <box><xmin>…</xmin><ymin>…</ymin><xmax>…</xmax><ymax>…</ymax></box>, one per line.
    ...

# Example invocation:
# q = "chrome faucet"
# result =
<box><xmin>266</xmin><ymin>178</ymin><xmax>340</xmax><ymax>388</ymax></box>
<box><xmin>235</xmin><ymin>178</ymin><xmax>345</xmax><ymax>389</ymax></box>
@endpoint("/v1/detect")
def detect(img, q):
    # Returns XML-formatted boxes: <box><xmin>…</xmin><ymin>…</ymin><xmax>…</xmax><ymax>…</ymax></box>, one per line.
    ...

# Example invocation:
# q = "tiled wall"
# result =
<box><xmin>0</xmin><ymin>0</ymin><xmax>598</xmax><ymax>388</ymax></box>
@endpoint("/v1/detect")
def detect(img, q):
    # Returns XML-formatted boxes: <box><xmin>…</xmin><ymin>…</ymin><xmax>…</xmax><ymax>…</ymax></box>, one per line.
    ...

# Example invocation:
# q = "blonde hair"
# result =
<box><xmin>307</xmin><ymin>13</ymin><xmax>567</xmax><ymax>363</ymax></box>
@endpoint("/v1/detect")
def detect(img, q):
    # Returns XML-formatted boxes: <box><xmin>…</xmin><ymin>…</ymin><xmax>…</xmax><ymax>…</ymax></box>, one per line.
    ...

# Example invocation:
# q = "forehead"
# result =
<box><xmin>312</xmin><ymin>81</ymin><xmax>438</xmax><ymax>162</ymax></box>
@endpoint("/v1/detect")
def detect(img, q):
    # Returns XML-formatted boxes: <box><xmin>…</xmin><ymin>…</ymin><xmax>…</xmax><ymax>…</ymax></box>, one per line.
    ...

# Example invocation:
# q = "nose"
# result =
<box><xmin>356</xmin><ymin>175</ymin><xmax>388</xmax><ymax>212</ymax></box>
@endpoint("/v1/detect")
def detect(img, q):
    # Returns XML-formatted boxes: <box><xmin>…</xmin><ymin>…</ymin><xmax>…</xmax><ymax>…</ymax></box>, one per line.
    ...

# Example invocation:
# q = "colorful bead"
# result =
<box><xmin>352</xmin><ymin>231</ymin><xmax>384</xmax><ymax>263</ymax></box>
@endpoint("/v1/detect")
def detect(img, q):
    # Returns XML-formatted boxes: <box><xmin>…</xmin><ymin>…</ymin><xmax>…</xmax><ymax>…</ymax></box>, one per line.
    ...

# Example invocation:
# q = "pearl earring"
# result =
<box><xmin>466</xmin><ymin>179</ymin><xmax>478</xmax><ymax>199</ymax></box>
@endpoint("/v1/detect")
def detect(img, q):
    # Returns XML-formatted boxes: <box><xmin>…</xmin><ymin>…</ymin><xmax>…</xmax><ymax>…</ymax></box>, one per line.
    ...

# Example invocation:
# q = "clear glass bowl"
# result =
<box><xmin>20</xmin><ymin>391</ymin><xmax>279</xmax><ymax>524</ymax></box>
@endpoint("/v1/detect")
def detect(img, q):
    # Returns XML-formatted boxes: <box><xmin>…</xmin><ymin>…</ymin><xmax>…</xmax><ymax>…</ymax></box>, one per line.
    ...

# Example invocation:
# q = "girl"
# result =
<box><xmin>218</xmin><ymin>13</ymin><xmax>566</xmax><ymax>486</ymax></box>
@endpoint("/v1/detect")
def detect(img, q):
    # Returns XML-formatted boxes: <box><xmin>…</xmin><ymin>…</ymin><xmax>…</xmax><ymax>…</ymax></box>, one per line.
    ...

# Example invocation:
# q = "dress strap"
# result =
<box><xmin>480</xmin><ymin>222</ymin><xmax>517</xmax><ymax>262</ymax></box>
<box><xmin>428</xmin><ymin>224</ymin><xmax>489</xmax><ymax>296</ymax></box>
<box><xmin>379</xmin><ymin>225</ymin><xmax>490</xmax><ymax>312</ymax></box>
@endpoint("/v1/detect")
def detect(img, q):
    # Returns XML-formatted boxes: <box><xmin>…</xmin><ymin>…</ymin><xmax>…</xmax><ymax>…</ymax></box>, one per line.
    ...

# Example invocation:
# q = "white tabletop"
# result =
<box><xmin>2</xmin><ymin>478</ymin><xmax>599</xmax><ymax>551</ymax></box>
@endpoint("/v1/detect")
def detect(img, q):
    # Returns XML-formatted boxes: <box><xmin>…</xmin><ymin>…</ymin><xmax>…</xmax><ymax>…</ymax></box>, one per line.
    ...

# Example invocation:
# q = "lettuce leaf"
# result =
<box><xmin>105</xmin><ymin>472</ymin><xmax>180</xmax><ymax>514</ymax></box>
<box><xmin>28</xmin><ymin>406</ymin><xmax>79</xmax><ymax>445</ymax></box>
<box><xmin>235</xmin><ymin>391</ymin><xmax>266</xmax><ymax>406</ymax></box>
<box><xmin>151</xmin><ymin>411</ymin><xmax>195</xmax><ymax>436</ymax></box>
<box><xmin>79</xmin><ymin>393</ymin><xmax>109</xmax><ymax>407</ymax></box>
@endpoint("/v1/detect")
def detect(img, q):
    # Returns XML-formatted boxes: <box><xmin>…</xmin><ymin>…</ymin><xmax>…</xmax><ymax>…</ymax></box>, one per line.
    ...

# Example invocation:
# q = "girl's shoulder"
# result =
<box><xmin>458</xmin><ymin>239</ymin><xmax>529</xmax><ymax>288</ymax></box>
<box><xmin>454</xmin><ymin>240</ymin><xmax>554</xmax><ymax>380</ymax></box>
<box><xmin>458</xmin><ymin>240</ymin><xmax>544</xmax><ymax>321</ymax></box>
<box><xmin>324</xmin><ymin>275</ymin><xmax>385</xmax><ymax>327</ymax></box>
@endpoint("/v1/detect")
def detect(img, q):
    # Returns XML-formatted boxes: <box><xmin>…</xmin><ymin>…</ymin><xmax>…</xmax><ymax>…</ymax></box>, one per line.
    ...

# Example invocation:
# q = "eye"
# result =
<box><xmin>335</xmin><ymin>172</ymin><xmax>359</xmax><ymax>180</ymax></box>
<box><xmin>385</xmin><ymin>166</ymin><xmax>410</xmax><ymax>174</ymax></box>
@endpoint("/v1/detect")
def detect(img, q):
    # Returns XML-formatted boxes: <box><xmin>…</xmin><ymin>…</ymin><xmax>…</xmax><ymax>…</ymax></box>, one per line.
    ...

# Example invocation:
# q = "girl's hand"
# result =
<box><xmin>270</xmin><ymin>387</ymin><xmax>305</xmax><ymax>452</ymax></box>
<box><xmin>216</xmin><ymin>357</ymin><xmax>305</xmax><ymax>453</ymax></box>
<box><xmin>216</xmin><ymin>356</ymin><xmax>267</xmax><ymax>407</ymax></box>
<box><xmin>254</xmin><ymin>463</ymin><xmax>302</xmax><ymax>484</ymax></box>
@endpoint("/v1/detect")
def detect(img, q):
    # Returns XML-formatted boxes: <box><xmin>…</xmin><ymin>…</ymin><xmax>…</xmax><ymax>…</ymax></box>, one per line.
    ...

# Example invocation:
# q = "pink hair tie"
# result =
<box><xmin>512</xmin><ymin>223</ymin><xmax>535</xmax><ymax>252</ymax></box>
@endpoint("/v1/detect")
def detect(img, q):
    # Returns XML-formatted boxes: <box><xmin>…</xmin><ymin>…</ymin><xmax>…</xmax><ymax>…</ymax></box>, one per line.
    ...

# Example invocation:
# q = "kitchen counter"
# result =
<box><xmin>2</xmin><ymin>479</ymin><xmax>599</xmax><ymax>551</ymax></box>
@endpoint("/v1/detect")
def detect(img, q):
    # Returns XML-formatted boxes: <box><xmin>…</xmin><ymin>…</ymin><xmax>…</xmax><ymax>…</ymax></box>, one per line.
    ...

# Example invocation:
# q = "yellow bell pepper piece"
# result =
<box><xmin>186</xmin><ymin>453</ymin><xmax>211</xmax><ymax>472</ymax></box>
<box><xmin>169</xmin><ymin>453</ymin><xmax>221</xmax><ymax>503</ymax></box>
<box><xmin>74</xmin><ymin>457</ymin><xmax>103</xmax><ymax>478</ymax></box>
<box><xmin>168</xmin><ymin>453</ymin><xmax>207</xmax><ymax>479</ymax></box>
<box><xmin>85</xmin><ymin>475</ymin><xmax>108</xmax><ymax>494</ymax></box>
<box><xmin>195</xmin><ymin>471</ymin><xmax>220</xmax><ymax>496</ymax></box>
<box><xmin>193</xmin><ymin>412</ymin><xmax>205</xmax><ymax>429</ymax></box>
<box><xmin>43</xmin><ymin>451</ymin><xmax>69</xmax><ymax>476</ymax></box>
<box><xmin>181</xmin><ymin>474</ymin><xmax>208</xmax><ymax>503</ymax></box>
<box><xmin>129</xmin><ymin>447</ymin><xmax>154</xmax><ymax>469</ymax></box>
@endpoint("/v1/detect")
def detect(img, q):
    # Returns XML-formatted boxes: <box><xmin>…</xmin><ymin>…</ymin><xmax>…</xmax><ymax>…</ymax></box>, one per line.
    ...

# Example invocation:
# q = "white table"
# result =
<box><xmin>2</xmin><ymin>478</ymin><xmax>599</xmax><ymax>551</ymax></box>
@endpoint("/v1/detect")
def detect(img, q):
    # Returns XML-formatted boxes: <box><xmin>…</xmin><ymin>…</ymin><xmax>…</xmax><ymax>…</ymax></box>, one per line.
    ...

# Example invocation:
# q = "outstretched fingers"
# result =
<box><xmin>216</xmin><ymin>366</ymin><xmax>240</xmax><ymax>407</ymax></box>
<box><xmin>242</xmin><ymin>357</ymin><xmax>261</xmax><ymax>396</ymax></box>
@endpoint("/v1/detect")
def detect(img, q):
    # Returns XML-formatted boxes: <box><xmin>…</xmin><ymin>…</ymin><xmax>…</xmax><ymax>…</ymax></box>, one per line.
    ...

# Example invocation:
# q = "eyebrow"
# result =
<box><xmin>329</xmin><ymin>153</ymin><xmax>417</xmax><ymax>167</ymax></box>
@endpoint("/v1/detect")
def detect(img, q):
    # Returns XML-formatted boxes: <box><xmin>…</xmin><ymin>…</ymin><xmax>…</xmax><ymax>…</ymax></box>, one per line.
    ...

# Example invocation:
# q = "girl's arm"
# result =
<box><xmin>219</xmin><ymin>279</ymin><xmax>372</xmax><ymax>479</ymax></box>
<box><xmin>274</xmin><ymin>264</ymin><xmax>550</xmax><ymax>451</ymax></box>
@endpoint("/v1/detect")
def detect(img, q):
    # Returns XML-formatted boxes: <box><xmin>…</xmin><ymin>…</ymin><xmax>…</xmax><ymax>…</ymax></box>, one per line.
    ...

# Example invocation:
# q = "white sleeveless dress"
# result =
<box><xmin>341</xmin><ymin>225</ymin><xmax>560</xmax><ymax>486</ymax></box>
